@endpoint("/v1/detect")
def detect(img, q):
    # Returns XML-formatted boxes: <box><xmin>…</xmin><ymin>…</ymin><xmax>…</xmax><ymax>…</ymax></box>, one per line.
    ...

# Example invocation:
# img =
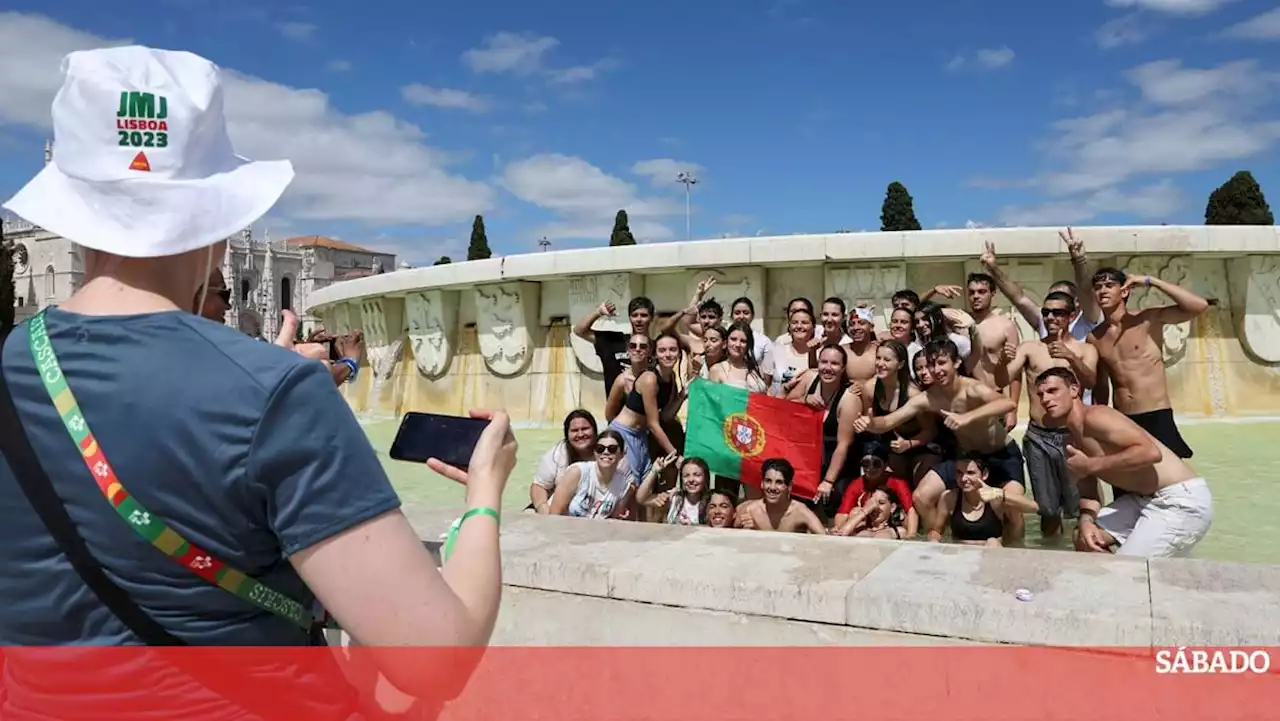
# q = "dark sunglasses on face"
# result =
<box><xmin>1041</xmin><ymin>307</ymin><xmax>1069</xmax><ymax>318</ymax></box>
<box><xmin>629</xmin><ymin>343</ymin><xmax>649</xmax><ymax>351</ymax></box>
<box><xmin>595</xmin><ymin>443</ymin><xmax>620</xmax><ymax>455</ymax></box>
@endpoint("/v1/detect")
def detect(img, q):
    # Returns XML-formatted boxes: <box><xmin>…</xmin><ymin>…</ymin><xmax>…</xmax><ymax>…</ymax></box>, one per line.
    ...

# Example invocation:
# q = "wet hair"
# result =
<box><xmin>562</xmin><ymin>409</ymin><xmax>599</xmax><ymax>462</ymax></box>
<box><xmin>1092</xmin><ymin>267</ymin><xmax>1127</xmax><ymax>288</ymax></box>
<box><xmin>786</xmin><ymin>297</ymin><xmax>815</xmax><ymax>316</ymax></box>
<box><xmin>923</xmin><ymin>338</ymin><xmax>961</xmax><ymax>365</ymax></box>
<box><xmin>878</xmin><ymin>339</ymin><xmax>911</xmax><ymax>390</ymax></box>
<box><xmin>726</xmin><ymin>321</ymin><xmax>767</xmax><ymax>386</ymax></box>
<box><xmin>892</xmin><ymin>289</ymin><xmax>920</xmax><ymax>309</ymax></box>
<box><xmin>731</xmin><ymin>297</ymin><xmax>754</xmax><ymax>316</ymax></box>
<box><xmin>966</xmin><ymin>273</ymin><xmax>995</xmax><ymax>291</ymax></box>
<box><xmin>861</xmin><ymin>438</ymin><xmax>890</xmax><ymax>462</ymax></box>
<box><xmin>911</xmin><ymin>349</ymin><xmax>932</xmax><ymax>389</ymax></box>
<box><xmin>703</xmin><ymin>324</ymin><xmax>727</xmax><ymax>343</ymax></box>
<box><xmin>628</xmin><ymin>297</ymin><xmax>655</xmax><ymax>316</ymax></box>
<box><xmin>595</xmin><ymin>428</ymin><xmax>626</xmax><ymax>455</ymax></box>
<box><xmin>698</xmin><ymin>298</ymin><xmax>723</xmax><ymax>317</ymax></box>
<box><xmin>914</xmin><ymin>301</ymin><xmax>949</xmax><ymax>343</ymax></box>
<box><xmin>761</xmin><ymin>458</ymin><xmax>795</xmax><ymax>485</ymax></box>
<box><xmin>956</xmin><ymin>453</ymin><xmax>990</xmax><ymax>475</ymax></box>
<box><xmin>1035</xmin><ymin>367</ymin><xmax>1079</xmax><ymax>388</ymax></box>
<box><xmin>1043</xmin><ymin>291</ymin><xmax>1077</xmax><ymax>313</ymax></box>
<box><xmin>705</xmin><ymin>489</ymin><xmax>738</xmax><ymax>527</ymax></box>
<box><xmin>822</xmin><ymin>296</ymin><xmax>847</xmax><ymax>319</ymax></box>
<box><xmin>1049</xmin><ymin>279</ymin><xmax>1079</xmax><ymax>297</ymax></box>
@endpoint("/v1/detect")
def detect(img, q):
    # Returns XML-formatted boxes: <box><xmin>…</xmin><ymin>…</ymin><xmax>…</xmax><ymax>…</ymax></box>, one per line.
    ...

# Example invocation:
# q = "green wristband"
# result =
<box><xmin>442</xmin><ymin>507</ymin><xmax>501</xmax><ymax>562</ymax></box>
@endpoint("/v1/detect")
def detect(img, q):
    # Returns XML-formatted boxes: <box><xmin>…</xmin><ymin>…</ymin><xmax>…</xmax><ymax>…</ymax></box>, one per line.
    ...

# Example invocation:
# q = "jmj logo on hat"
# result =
<box><xmin>3</xmin><ymin>45</ymin><xmax>294</xmax><ymax>259</ymax></box>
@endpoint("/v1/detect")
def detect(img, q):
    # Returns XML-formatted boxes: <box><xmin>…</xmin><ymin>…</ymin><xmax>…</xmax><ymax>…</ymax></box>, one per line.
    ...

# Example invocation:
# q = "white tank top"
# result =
<box><xmin>567</xmin><ymin>461</ymin><xmax>632</xmax><ymax>519</ymax></box>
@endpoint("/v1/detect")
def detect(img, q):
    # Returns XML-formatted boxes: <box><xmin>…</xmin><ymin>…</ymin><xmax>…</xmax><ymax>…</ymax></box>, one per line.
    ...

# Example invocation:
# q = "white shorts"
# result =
<box><xmin>1096</xmin><ymin>477</ymin><xmax>1213</xmax><ymax>558</ymax></box>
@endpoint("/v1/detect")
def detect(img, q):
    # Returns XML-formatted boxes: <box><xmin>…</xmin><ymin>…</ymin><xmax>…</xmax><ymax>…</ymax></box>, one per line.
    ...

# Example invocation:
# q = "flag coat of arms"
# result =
<box><xmin>682</xmin><ymin>378</ymin><xmax>825</xmax><ymax>500</ymax></box>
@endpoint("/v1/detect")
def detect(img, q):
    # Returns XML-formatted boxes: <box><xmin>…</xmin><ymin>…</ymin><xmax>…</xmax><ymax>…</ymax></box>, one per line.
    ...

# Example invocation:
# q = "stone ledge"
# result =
<box><xmin>307</xmin><ymin>224</ymin><xmax>1280</xmax><ymax>310</ymax></box>
<box><xmin>404</xmin><ymin>507</ymin><xmax>1280</xmax><ymax>647</ymax></box>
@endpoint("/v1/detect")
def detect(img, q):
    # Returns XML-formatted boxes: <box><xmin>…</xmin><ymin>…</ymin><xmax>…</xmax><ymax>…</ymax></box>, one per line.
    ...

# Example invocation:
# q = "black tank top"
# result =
<box><xmin>950</xmin><ymin>496</ymin><xmax>1003</xmax><ymax>542</ymax></box>
<box><xmin>807</xmin><ymin>375</ymin><xmax>856</xmax><ymax>481</ymax></box>
<box><xmin>873</xmin><ymin>378</ymin><xmax>923</xmax><ymax>440</ymax></box>
<box><xmin>624</xmin><ymin>369</ymin><xmax>675</xmax><ymax>415</ymax></box>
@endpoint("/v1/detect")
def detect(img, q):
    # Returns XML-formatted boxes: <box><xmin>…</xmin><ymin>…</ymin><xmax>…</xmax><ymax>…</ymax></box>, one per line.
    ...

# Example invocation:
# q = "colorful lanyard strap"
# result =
<box><xmin>27</xmin><ymin>311</ymin><xmax>312</xmax><ymax>631</ymax></box>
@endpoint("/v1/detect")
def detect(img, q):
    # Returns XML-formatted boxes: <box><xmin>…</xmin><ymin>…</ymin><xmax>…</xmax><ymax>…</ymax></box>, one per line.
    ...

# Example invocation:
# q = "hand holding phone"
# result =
<box><xmin>391</xmin><ymin>410</ymin><xmax>518</xmax><ymax>503</ymax></box>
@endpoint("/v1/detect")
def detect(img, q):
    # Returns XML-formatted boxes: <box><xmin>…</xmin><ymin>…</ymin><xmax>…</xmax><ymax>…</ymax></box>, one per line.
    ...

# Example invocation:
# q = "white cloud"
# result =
<box><xmin>326</xmin><ymin>59</ymin><xmax>352</xmax><ymax>72</ymax></box>
<box><xmin>0</xmin><ymin>12</ymin><xmax>494</xmax><ymax>227</ymax></box>
<box><xmin>1219</xmin><ymin>7</ymin><xmax>1280</xmax><ymax>40</ymax></box>
<box><xmin>630</xmin><ymin>158</ymin><xmax>704</xmax><ymax>187</ymax></box>
<box><xmin>945</xmin><ymin>46</ymin><xmax>1014</xmax><ymax>71</ymax></box>
<box><xmin>277</xmin><ymin>21</ymin><xmax>317</xmax><ymax>41</ymax></box>
<box><xmin>499</xmin><ymin>154</ymin><xmax>686</xmax><ymax>243</ymax></box>
<box><xmin>400</xmin><ymin>84</ymin><xmax>489</xmax><ymax>112</ymax></box>
<box><xmin>975</xmin><ymin>46</ymin><xmax>1015</xmax><ymax>69</ymax></box>
<box><xmin>997</xmin><ymin>181</ymin><xmax>1182</xmax><ymax>226</ymax></box>
<box><xmin>461</xmin><ymin>31</ymin><xmax>612</xmax><ymax>85</ymax></box>
<box><xmin>992</xmin><ymin>57</ymin><xmax>1280</xmax><ymax>224</ymax></box>
<box><xmin>1105</xmin><ymin>0</ymin><xmax>1233</xmax><ymax>15</ymax></box>
<box><xmin>1096</xmin><ymin>13</ymin><xmax>1149</xmax><ymax>48</ymax></box>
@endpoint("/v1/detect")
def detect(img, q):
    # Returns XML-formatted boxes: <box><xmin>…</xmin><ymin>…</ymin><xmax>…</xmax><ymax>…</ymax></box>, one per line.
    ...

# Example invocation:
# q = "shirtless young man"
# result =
<box><xmin>1088</xmin><ymin>267</ymin><xmax>1209</xmax><ymax>466</ymax></box>
<box><xmin>853</xmin><ymin>339</ymin><xmax>1025</xmax><ymax>544</ymax></box>
<box><xmin>574</xmin><ymin>296</ymin><xmax>656</xmax><ymax>395</ymax></box>
<box><xmin>1005</xmin><ymin>291</ymin><xmax>1099</xmax><ymax>539</ymax></box>
<box><xmin>734</xmin><ymin>458</ymin><xmax>828</xmax><ymax>534</ymax></box>
<box><xmin>1034</xmin><ymin>368</ymin><xmax>1213</xmax><ymax>557</ymax></box>
<box><xmin>842</xmin><ymin>306</ymin><xmax>879</xmax><ymax>384</ymax></box>
<box><xmin>961</xmin><ymin>272</ymin><xmax>1021</xmax><ymax>432</ymax></box>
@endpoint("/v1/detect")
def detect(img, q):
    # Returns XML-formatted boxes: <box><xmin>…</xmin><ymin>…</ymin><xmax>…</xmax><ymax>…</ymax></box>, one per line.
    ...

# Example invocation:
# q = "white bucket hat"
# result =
<box><xmin>3</xmin><ymin>45</ymin><xmax>293</xmax><ymax>259</ymax></box>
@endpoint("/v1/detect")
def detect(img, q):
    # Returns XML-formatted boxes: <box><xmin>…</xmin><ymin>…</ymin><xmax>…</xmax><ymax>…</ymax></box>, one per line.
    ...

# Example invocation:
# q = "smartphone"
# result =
<box><xmin>388</xmin><ymin>412</ymin><xmax>488</xmax><ymax>469</ymax></box>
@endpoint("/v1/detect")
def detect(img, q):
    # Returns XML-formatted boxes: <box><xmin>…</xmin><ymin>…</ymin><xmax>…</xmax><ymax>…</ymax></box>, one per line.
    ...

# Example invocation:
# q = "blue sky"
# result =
<box><xmin>1</xmin><ymin>0</ymin><xmax>1279</xmax><ymax>265</ymax></box>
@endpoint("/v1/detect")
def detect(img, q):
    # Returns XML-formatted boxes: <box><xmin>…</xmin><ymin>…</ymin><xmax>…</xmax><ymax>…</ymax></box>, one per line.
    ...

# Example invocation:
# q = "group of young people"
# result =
<box><xmin>530</xmin><ymin>229</ymin><xmax>1216</xmax><ymax>559</ymax></box>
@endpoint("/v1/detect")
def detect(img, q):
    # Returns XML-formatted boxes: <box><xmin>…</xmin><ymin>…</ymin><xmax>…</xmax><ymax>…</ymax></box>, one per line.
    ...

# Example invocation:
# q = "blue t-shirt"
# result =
<box><xmin>0</xmin><ymin>308</ymin><xmax>401</xmax><ymax>717</ymax></box>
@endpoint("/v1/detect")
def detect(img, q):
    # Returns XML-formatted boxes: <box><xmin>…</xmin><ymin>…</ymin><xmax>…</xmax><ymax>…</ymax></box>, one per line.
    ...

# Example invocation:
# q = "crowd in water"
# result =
<box><xmin>526</xmin><ymin>229</ymin><xmax>1216</xmax><ymax>559</ymax></box>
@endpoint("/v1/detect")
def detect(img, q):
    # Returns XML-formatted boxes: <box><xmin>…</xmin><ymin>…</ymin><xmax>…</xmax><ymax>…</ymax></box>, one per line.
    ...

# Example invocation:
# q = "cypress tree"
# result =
<box><xmin>467</xmin><ymin>215</ymin><xmax>491</xmax><ymax>260</ymax></box>
<box><xmin>880</xmin><ymin>181</ymin><xmax>922</xmax><ymax>232</ymax></box>
<box><xmin>609</xmin><ymin>209</ymin><xmax>637</xmax><ymax>246</ymax></box>
<box><xmin>1205</xmin><ymin>171</ymin><xmax>1274</xmax><ymax>225</ymax></box>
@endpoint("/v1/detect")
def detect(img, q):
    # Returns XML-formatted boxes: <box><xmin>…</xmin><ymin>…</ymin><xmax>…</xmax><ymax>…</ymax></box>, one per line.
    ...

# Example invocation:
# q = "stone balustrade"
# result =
<box><xmin>304</xmin><ymin>225</ymin><xmax>1280</xmax><ymax>422</ymax></box>
<box><xmin>402</xmin><ymin>505</ymin><xmax>1280</xmax><ymax>647</ymax></box>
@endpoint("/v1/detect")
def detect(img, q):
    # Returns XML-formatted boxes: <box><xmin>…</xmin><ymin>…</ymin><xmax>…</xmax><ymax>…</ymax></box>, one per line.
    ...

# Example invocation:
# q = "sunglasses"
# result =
<box><xmin>1040</xmin><ymin>307</ymin><xmax>1070</xmax><ymax>318</ymax></box>
<box><xmin>628</xmin><ymin>343</ymin><xmax>649</xmax><ymax>350</ymax></box>
<box><xmin>595</xmin><ymin>443</ymin><xmax>620</xmax><ymax>455</ymax></box>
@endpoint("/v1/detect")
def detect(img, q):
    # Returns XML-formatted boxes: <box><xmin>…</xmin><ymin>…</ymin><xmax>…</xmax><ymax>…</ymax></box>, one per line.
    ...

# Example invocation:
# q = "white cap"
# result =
<box><xmin>3</xmin><ymin>45</ymin><xmax>293</xmax><ymax>258</ymax></box>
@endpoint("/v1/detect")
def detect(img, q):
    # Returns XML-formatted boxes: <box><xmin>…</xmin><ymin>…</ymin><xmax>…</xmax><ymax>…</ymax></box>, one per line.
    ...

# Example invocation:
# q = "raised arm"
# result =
<box><xmin>573</xmin><ymin>301</ymin><xmax>615</xmax><ymax>344</ymax></box>
<box><xmin>944</xmin><ymin>380</ymin><xmax>1017</xmax><ymax>431</ymax></box>
<box><xmin>1132</xmin><ymin>275</ymin><xmax>1210</xmax><ymax>326</ymax></box>
<box><xmin>980</xmin><ymin>240</ymin><xmax>1041</xmax><ymax>330</ymax></box>
<box><xmin>1060</xmin><ymin>228</ymin><xmax>1102</xmax><ymax>324</ymax></box>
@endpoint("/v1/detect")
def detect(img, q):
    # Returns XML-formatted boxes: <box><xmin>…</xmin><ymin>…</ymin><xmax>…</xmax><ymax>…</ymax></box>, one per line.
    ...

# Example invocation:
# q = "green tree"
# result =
<box><xmin>1205</xmin><ymin>171</ymin><xmax>1274</xmax><ymax>225</ymax></box>
<box><xmin>879</xmin><ymin>181</ymin><xmax>922</xmax><ymax>232</ymax></box>
<box><xmin>0</xmin><ymin>226</ymin><xmax>26</xmax><ymax>334</ymax></box>
<box><xmin>434</xmin><ymin>255</ymin><xmax>453</xmax><ymax>265</ymax></box>
<box><xmin>467</xmin><ymin>215</ymin><xmax>491</xmax><ymax>260</ymax></box>
<box><xmin>609</xmin><ymin>209</ymin><xmax>637</xmax><ymax>246</ymax></box>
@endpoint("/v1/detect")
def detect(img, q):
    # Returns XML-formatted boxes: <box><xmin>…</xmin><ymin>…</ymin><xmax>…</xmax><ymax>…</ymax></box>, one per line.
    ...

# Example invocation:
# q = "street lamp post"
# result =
<box><xmin>676</xmin><ymin>171</ymin><xmax>698</xmax><ymax>241</ymax></box>
<box><xmin>538</xmin><ymin>237</ymin><xmax>550</xmax><ymax>252</ymax></box>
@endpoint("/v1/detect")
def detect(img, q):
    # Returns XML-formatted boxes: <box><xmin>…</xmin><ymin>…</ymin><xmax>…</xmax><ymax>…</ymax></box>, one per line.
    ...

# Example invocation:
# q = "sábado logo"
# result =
<box><xmin>1155</xmin><ymin>647</ymin><xmax>1271</xmax><ymax>674</ymax></box>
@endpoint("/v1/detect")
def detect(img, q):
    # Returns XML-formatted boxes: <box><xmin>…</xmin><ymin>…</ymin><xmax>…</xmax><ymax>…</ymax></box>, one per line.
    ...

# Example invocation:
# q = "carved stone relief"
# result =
<box><xmin>1115</xmin><ymin>254</ymin><xmax>1192</xmax><ymax>366</ymax></box>
<box><xmin>825</xmin><ymin>264</ymin><xmax>907</xmax><ymax>329</ymax></box>
<box><xmin>330</xmin><ymin>303</ymin><xmax>353</xmax><ymax>336</ymax></box>
<box><xmin>405</xmin><ymin>290</ymin><xmax>458</xmax><ymax>378</ymax></box>
<box><xmin>1241</xmin><ymin>255</ymin><xmax>1280</xmax><ymax>363</ymax></box>
<box><xmin>567</xmin><ymin>273</ymin><xmax>641</xmax><ymax>374</ymax></box>
<box><xmin>475</xmin><ymin>282</ymin><xmax>540</xmax><ymax>376</ymax></box>
<box><xmin>359</xmin><ymin>297</ymin><xmax>405</xmax><ymax>385</ymax></box>
<box><xmin>687</xmin><ymin>267</ymin><xmax>766</xmax><ymax>336</ymax></box>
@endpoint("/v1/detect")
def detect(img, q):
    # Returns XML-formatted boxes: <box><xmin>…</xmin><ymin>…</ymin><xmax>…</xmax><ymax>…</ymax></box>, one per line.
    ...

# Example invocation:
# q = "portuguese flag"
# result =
<box><xmin>683</xmin><ymin>378</ymin><xmax>825</xmax><ymax>500</ymax></box>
